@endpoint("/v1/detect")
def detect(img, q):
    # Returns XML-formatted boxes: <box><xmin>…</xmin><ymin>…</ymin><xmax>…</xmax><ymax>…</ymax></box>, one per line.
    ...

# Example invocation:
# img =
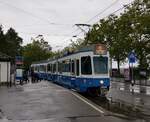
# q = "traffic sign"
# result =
<box><xmin>128</xmin><ymin>52</ymin><xmax>136</xmax><ymax>63</ymax></box>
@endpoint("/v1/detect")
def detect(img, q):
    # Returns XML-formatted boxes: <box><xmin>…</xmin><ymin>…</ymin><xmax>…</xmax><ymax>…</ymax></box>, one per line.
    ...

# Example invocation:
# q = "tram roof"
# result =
<box><xmin>32</xmin><ymin>44</ymin><xmax>107</xmax><ymax>65</ymax></box>
<box><xmin>32</xmin><ymin>60</ymin><xmax>49</xmax><ymax>65</ymax></box>
<box><xmin>55</xmin><ymin>44</ymin><xmax>107</xmax><ymax>59</ymax></box>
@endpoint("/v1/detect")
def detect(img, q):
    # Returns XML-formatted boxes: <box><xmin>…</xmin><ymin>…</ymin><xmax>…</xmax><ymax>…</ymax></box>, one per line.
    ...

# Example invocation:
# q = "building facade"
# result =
<box><xmin>0</xmin><ymin>52</ymin><xmax>11</xmax><ymax>84</ymax></box>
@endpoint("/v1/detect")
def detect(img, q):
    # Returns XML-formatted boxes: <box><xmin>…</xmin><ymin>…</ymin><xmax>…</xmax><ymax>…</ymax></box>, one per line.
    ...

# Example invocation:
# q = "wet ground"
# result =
<box><xmin>83</xmin><ymin>81</ymin><xmax>150</xmax><ymax>121</ymax></box>
<box><xmin>111</xmin><ymin>78</ymin><xmax>150</xmax><ymax>86</ymax></box>
<box><xmin>0</xmin><ymin>81</ymin><xmax>149</xmax><ymax>122</ymax></box>
<box><xmin>108</xmin><ymin>81</ymin><xmax>150</xmax><ymax>117</ymax></box>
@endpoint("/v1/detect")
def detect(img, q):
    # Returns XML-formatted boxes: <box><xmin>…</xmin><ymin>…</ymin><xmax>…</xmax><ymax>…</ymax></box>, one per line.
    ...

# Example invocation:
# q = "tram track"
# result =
<box><xmin>71</xmin><ymin>91</ymin><xmax>136</xmax><ymax>121</ymax></box>
<box><xmin>0</xmin><ymin>109</ymin><xmax>2</xmax><ymax>119</ymax></box>
<box><xmin>80</xmin><ymin>93</ymin><xmax>150</xmax><ymax>120</ymax></box>
<box><xmin>0</xmin><ymin>108</ymin><xmax>8</xmax><ymax>120</ymax></box>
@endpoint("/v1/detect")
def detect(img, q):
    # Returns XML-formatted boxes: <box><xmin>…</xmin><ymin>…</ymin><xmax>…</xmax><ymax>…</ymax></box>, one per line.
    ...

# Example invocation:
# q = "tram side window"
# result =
<box><xmin>38</xmin><ymin>66</ymin><xmax>40</xmax><ymax>72</ymax></box>
<box><xmin>34</xmin><ymin>66</ymin><xmax>38</xmax><ymax>72</ymax></box>
<box><xmin>31</xmin><ymin>67</ymin><xmax>34</xmax><ymax>71</ymax></box>
<box><xmin>62</xmin><ymin>61</ymin><xmax>65</xmax><ymax>72</ymax></box>
<box><xmin>39</xmin><ymin>65</ymin><xmax>42</xmax><ymax>72</ymax></box>
<box><xmin>67</xmin><ymin>60</ymin><xmax>71</xmax><ymax>72</ymax></box>
<box><xmin>76</xmin><ymin>59</ymin><xmax>79</xmax><ymax>76</ymax></box>
<box><xmin>43</xmin><ymin>65</ymin><xmax>46</xmax><ymax>72</ymax></box>
<box><xmin>50</xmin><ymin>64</ymin><xmax>52</xmax><ymax>72</ymax></box>
<box><xmin>40</xmin><ymin>65</ymin><xmax>46</xmax><ymax>72</ymax></box>
<box><xmin>58</xmin><ymin>62</ymin><xmax>62</xmax><ymax>74</ymax></box>
<box><xmin>47</xmin><ymin>64</ymin><xmax>52</xmax><ymax>72</ymax></box>
<box><xmin>62</xmin><ymin>60</ymin><xmax>70</xmax><ymax>72</ymax></box>
<box><xmin>71</xmin><ymin>60</ymin><xmax>75</xmax><ymax>75</ymax></box>
<box><xmin>81</xmin><ymin>56</ymin><xmax>92</xmax><ymax>75</ymax></box>
<box><xmin>53</xmin><ymin>64</ymin><xmax>56</xmax><ymax>73</ymax></box>
<box><xmin>44</xmin><ymin>65</ymin><xmax>47</xmax><ymax>72</ymax></box>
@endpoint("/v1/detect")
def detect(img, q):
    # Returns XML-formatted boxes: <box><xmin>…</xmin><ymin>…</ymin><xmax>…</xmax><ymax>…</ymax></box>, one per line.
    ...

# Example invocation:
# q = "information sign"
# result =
<box><xmin>128</xmin><ymin>52</ymin><xmax>136</xmax><ymax>63</ymax></box>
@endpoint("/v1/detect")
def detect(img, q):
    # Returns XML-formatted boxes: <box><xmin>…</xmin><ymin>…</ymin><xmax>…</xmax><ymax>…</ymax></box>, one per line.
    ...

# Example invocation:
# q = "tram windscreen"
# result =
<box><xmin>81</xmin><ymin>56</ymin><xmax>92</xmax><ymax>75</ymax></box>
<box><xmin>93</xmin><ymin>56</ymin><xmax>108</xmax><ymax>74</ymax></box>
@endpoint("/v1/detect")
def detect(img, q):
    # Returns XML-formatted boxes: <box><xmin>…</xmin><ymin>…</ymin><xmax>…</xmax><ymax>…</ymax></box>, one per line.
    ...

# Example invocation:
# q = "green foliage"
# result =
<box><xmin>0</xmin><ymin>26</ymin><xmax>22</xmax><ymax>61</ymax></box>
<box><xmin>23</xmin><ymin>37</ymin><xmax>53</xmax><ymax>70</ymax></box>
<box><xmin>128</xmin><ymin>0</ymin><xmax>150</xmax><ymax>69</ymax></box>
<box><xmin>85</xmin><ymin>0</ymin><xmax>150</xmax><ymax>72</ymax></box>
<box><xmin>0</xmin><ymin>25</ymin><xmax>6</xmax><ymax>53</ymax></box>
<box><xmin>69</xmin><ymin>38</ymin><xmax>85</xmax><ymax>51</ymax></box>
<box><xmin>5</xmin><ymin>28</ymin><xmax>23</xmax><ymax>58</ymax></box>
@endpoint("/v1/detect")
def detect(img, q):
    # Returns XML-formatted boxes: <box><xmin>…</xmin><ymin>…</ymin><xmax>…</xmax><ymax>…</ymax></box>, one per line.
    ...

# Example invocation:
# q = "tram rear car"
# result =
<box><xmin>31</xmin><ymin>44</ymin><xmax>110</xmax><ymax>96</ymax></box>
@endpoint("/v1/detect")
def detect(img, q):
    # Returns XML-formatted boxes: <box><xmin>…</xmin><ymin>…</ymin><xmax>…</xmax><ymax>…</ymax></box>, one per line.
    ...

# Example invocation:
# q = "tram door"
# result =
<box><xmin>70</xmin><ymin>59</ymin><xmax>79</xmax><ymax>88</ymax></box>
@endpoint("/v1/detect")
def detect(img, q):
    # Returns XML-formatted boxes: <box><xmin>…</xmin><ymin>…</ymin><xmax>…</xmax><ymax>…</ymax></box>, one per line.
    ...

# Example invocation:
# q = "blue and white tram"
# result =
<box><xmin>31</xmin><ymin>44</ymin><xmax>110</xmax><ymax>95</ymax></box>
<box><xmin>31</xmin><ymin>61</ymin><xmax>48</xmax><ymax>80</ymax></box>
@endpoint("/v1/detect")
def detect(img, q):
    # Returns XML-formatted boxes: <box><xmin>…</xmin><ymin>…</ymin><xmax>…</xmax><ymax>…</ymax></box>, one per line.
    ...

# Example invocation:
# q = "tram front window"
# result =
<box><xmin>93</xmin><ymin>56</ymin><xmax>108</xmax><ymax>74</ymax></box>
<box><xmin>81</xmin><ymin>56</ymin><xmax>92</xmax><ymax>75</ymax></box>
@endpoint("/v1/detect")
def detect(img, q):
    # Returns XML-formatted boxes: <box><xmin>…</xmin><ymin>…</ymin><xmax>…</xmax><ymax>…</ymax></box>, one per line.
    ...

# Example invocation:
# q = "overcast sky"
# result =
<box><xmin>0</xmin><ymin>0</ymin><xmax>133</xmax><ymax>51</ymax></box>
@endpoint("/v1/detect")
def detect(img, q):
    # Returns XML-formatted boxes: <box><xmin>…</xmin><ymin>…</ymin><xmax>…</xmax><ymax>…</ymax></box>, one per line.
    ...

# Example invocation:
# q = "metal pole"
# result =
<box><xmin>7</xmin><ymin>62</ymin><xmax>9</xmax><ymax>87</ymax></box>
<box><xmin>129</xmin><ymin>62</ymin><xmax>131</xmax><ymax>81</ymax></box>
<box><xmin>131</xmin><ymin>63</ymin><xmax>134</xmax><ymax>86</ymax></box>
<box><xmin>110</xmin><ymin>57</ymin><xmax>112</xmax><ymax>77</ymax></box>
<box><xmin>0</xmin><ymin>64</ymin><xmax>1</xmax><ymax>86</ymax></box>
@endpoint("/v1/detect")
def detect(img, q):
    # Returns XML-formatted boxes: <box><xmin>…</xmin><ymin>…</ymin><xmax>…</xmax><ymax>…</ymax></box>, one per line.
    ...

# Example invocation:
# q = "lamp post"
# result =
<box><xmin>146</xmin><ymin>54</ymin><xmax>150</xmax><ymax>81</ymax></box>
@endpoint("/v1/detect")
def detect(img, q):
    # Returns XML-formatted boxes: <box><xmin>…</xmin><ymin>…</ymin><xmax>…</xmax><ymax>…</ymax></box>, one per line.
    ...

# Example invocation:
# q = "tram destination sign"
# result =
<box><xmin>94</xmin><ymin>44</ymin><xmax>107</xmax><ymax>55</ymax></box>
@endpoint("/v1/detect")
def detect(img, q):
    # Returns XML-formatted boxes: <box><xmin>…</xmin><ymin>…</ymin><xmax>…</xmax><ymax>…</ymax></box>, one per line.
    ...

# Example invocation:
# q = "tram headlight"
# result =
<box><xmin>100</xmin><ymin>80</ymin><xmax>104</xmax><ymax>84</ymax></box>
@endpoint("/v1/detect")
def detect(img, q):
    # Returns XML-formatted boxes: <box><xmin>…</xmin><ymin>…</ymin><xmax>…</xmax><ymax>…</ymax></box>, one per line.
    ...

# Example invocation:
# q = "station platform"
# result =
<box><xmin>0</xmin><ymin>81</ymin><xmax>145</xmax><ymax>122</ymax></box>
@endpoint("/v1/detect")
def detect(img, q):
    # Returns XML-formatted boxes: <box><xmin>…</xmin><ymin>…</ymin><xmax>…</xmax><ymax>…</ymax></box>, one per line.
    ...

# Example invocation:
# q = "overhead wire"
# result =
<box><xmin>73</xmin><ymin>0</ymin><xmax>134</xmax><ymax>38</ymax></box>
<box><xmin>0</xmin><ymin>0</ymin><xmax>74</xmax><ymax>27</ymax></box>
<box><xmin>62</xmin><ymin>0</ymin><xmax>120</xmax><ymax>44</ymax></box>
<box><xmin>0</xmin><ymin>0</ymin><xmax>119</xmax><ymax>38</ymax></box>
<box><xmin>86</xmin><ymin>0</ymin><xmax>120</xmax><ymax>23</ymax></box>
<box><xmin>18</xmin><ymin>31</ymin><xmax>73</xmax><ymax>37</ymax></box>
<box><xmin>0</xmin><ymin>0</ymin><xmax>134</xmax><ymax>48</ymax></box>
<box><xmin>0</xmin><ymin>0</ymin><xmax>78</xmax><ymax>40</ymax></box>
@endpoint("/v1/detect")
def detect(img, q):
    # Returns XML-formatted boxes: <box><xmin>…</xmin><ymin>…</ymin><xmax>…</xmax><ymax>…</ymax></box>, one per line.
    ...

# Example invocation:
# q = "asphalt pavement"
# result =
<box><xmin>0</xmin><ymin>81</ymin><xmax>149</xmax><ymax>122</ymax></box>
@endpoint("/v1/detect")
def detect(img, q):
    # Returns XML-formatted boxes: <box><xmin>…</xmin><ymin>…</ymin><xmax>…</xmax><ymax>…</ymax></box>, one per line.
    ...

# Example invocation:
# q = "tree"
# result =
<box><xmin>5</xmin><ymin>28</ymin><xmax>23</xmax><ymax>59</ymax></box>
<box><xmin>23</xmin><ymin>37</ymin><xmax>53</xmax><ymax>70</ymax></box>
<box><xmin>85</xmin><ymin>15</ymin><xmax>129</xmax><ymax>74</ymax></box>
<box><xmin>84</xmin><ymin>0</ymin><xmax>150</xmax><ymax>72</ymax></box>
<box><xmin>69</xmin><ymin>38</ymin><xmax>85</xmax><ymax>51</ymax></box>
<box><xmin>0</xmin><ymin>25</ymin><xmax>6</xmax><ymax>53</ymax></box>
<box><xmin>0</xmin><ymin>26</ymin><xmax>23</xmax><ymax>62</ymax></box>
<box><xmin>124</xmin><ymin>0</ymin><xmax>150</xmax><ymax>69</ymax></box>
<box><xmin>109</xmin><ymin>14</ymin><xmax>133</xmax><ymax>73</ymax></box>
<box><xmin>33</xmin><ymin>35</ymin><xmax>52</xmax><ymax>51</ymax></box>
